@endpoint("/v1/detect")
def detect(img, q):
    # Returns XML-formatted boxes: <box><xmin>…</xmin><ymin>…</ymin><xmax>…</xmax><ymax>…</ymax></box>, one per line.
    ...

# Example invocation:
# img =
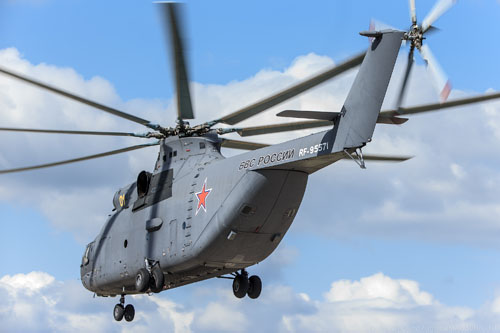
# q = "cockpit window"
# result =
<box><xmin>82</xmin><ymin>242</ymin><xmax>93</xmax><ymax>266</ymax></box>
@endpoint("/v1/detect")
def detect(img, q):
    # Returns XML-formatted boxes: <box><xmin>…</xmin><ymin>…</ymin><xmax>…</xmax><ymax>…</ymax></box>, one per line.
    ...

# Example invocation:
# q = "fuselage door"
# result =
<box><xmin>168</xmin><ymin>219</ymin><xmax>177</xmax><ymax>258</ymax></box>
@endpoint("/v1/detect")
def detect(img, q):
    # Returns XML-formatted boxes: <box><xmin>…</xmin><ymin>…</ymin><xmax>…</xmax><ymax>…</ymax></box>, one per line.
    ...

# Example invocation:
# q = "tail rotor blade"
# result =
<box><xmin>395</xmin><ymin>46</ymin><xmax>415</xmax><ymax>111</ymax></box>
<box><xmin>421</xmin><ymin>0</ymin><xmax>457</xmax><ymax>32</ymax></box>
<box><xmin>159</xmin><ymin>2</ymin><xmax>194</xmax><ymax>120</ymax></box>
<box><xmin>419</xmin><ymin>44</ymin><xmax>451</xmax><ymax>102</ymax></box>
<box><xmin>369</xmin><ymin>19</ymin><xmax>400</xmax><ymax>44</ymax></box>
<box><xmin>369</xmin><ymin>18</ymin><xmax>399</xmax><ymax>32</ymax></box>
<box><xmin>409</xmin><ymin>0</ymin><xmax>417</xmax><ymax>25</ymax></box>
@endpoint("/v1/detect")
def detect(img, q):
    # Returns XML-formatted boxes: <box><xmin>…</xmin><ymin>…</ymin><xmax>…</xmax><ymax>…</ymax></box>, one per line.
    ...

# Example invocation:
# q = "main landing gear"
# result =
<box><xmin>113</xmin><ymin>264</ymin><xmax>165</xmax><ymax>322</ymax></box>
<box><xmin>113</xmin><ymin>295</ymin><xmax>135</xmax><ymax>322</ymax></box>
<box><xmin>231</xmin><ymin>269</ymin><xmax>262</xmax><ymax>299</ymax></box>
<box><xmin>135</xmin><ymin>263</ymin><xmax>165</xmax><ymax>293</ymax></box>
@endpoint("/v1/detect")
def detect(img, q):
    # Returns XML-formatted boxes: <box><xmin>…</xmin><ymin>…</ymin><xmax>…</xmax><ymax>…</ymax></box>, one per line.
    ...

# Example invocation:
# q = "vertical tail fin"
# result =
<box><xmin>333</xmin><ymin>31</ymin><xmax>404</xmax><ymax>151</ymax></box>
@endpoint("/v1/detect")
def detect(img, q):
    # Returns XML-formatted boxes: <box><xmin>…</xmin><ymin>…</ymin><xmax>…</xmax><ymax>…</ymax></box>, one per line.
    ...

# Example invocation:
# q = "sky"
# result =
<box><xmin>1</xmin><ymin>0</ymin><xmax>500</xmax><ymax>332</ymax></box>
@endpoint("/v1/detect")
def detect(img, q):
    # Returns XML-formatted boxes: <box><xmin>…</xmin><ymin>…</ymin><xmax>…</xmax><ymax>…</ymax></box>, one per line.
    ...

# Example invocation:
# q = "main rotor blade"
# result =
<box><xmin>0</xmin><ymin>127</ymin><xmax>153</xmax><ymax>138</ymax></box>
<box><xmin>421</xmin><ymin>0</ymin><xmax>456</xmax><ymax>33</ymax></box>
<box><xmin>419</xmin><ymin>44</ymin><xmax>451</xmax><ymax>102</ymax></box>
<box><xmin>380</xmin><ymin>91</ymin><xmax>500</xmax><ymax>117</ymax></box>
<box><xmin>0</xmin><ymin>142</ymin><xmax>159</xmax><ymax>174</ymax></box>
<box><xmin>216</xmin><ymin>52</ymin><xmax>365</xmax><ymax>126</ymax></box>
<box><xmin>395</xmin><ymin>46</ymin><xmax>415</xmax><ymax>112</ymax></box>
<box><xmin>237</xmin><ymin>120</ymin><xmax>333</xmax><ymax>137</ymax></box>
<box><xmin>0</xmin><ymin>67</ymin><xmax>159</xmax><ymax>130</ymax></box>
<box><xmin>409</xmin><ymin>0</ymin><xmax>417</xmax><ymax>25</ymax></box>
<box><xmin>344</xmin><ymin>154</ymin><xmax>412</xmax><ymax>162</ymax></box>
<box><xmin>220</xmin><ymin>139</ymin><xmax>269</xmax><ymax>150</ymax></box>
<box><xmin>159</xmin><ymin>2</ymin><xmax>194</xmax><ymax>120</ymax></box>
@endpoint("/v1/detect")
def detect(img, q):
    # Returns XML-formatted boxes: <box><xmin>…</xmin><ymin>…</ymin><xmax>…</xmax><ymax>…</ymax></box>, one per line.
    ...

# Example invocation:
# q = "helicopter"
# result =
<box><xmin>1</xmin><ymin>1</ymin><xmax>500</xmax><ymax>323</ymax></box>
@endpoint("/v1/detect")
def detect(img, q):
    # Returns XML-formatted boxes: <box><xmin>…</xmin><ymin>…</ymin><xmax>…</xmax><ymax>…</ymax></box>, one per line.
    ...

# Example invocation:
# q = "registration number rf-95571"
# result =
<box><xmin>298</xmin><ymin>142</ymin><xmax>329</xmax><ymax>157</ymax></box>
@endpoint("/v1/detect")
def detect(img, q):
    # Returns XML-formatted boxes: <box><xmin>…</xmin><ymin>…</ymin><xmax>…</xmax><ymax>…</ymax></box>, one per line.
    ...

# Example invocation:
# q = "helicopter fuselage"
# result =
<box><xmin>80</xmin><ymin>133</ymin><xmax>336</xmax><ymax>296</ymax></box>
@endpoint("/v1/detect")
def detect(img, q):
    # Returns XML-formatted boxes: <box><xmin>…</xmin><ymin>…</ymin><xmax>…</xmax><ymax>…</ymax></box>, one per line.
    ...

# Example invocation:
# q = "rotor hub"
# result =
<box><xmin>405</xmin><ymin>24</ymin><xmax>425</xmax><ymax>50</ymax></box>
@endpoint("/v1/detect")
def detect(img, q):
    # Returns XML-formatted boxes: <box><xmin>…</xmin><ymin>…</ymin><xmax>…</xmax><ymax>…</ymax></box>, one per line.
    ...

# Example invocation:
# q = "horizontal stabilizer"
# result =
<box><xmin>277</xmin><ymin>110</ymin><xmax>341</xmax><ymax>121</ymax></box>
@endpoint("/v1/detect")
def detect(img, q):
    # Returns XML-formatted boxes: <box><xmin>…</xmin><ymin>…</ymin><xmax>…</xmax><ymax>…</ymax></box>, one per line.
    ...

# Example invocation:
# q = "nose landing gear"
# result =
<box><xmin>227</xmin><ymin>269</ymin><xmax>262</xmax><ymax>299</ymax></box>
<box><xmin>113</xmin><ymin>295</ymin><xmax>135</xmax><ymax>322</ymax></box>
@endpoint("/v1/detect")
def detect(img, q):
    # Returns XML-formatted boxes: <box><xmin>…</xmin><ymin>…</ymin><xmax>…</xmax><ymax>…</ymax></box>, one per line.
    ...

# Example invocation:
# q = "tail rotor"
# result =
<box><xmin>393</xmin><ymin>0</ymin><xmax>457</xmax><ymax>111</ymax></box>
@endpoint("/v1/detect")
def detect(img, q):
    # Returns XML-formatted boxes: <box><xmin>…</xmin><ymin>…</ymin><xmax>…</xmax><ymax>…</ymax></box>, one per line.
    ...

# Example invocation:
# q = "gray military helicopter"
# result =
<box><xmin>1</xmin><ymin>1</ymin><xmax>500</xmax><ymax>323</ymax></box>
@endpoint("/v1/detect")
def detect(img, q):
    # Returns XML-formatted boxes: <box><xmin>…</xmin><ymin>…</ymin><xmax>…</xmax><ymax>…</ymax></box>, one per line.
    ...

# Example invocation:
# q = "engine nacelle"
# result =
<box><xmin>112</xmin><ymin>183</ymin><xmax>135</xmax><ymax>211</ymax></box>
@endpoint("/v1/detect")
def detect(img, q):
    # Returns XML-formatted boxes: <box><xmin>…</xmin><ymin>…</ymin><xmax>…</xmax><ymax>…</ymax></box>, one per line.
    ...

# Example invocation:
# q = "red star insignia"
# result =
<box><xmin>195</xmin><ymin>179</ymin><xmax>212</xmax><ymax>215</ymax></box>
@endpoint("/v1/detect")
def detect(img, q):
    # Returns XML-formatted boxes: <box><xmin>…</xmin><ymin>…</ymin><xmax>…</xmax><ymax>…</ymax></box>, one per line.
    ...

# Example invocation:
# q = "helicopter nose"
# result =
<box><xmin>81</xmin><ymin>271</ymin><xmax>92</xmax><ymax>290</ymax></box>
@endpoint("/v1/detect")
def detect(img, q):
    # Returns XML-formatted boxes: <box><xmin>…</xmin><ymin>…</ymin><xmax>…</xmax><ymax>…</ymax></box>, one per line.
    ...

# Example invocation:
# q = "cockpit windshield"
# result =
<box><xmin>82</xmin><ymin>242</ymin><xmax>93</xmax><ymax>266</ymax></box>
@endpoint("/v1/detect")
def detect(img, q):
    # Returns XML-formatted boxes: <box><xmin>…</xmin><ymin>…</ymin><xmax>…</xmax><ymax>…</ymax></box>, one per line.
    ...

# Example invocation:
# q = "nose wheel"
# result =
<box><xmin>229</xmin><ymin>269</ymin><xmax>262</xmax><ymax>299</ymax></box>
<box><xmin>113</xmin><ymin>295</ymin><xmax>135</xmax><ymax>322</ymax></box>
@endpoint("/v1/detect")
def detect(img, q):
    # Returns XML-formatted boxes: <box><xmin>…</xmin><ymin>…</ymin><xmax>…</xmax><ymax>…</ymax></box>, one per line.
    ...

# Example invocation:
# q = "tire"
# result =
<box><xmin>150</xmin><ymin>265</ymin><xmax>165</xmax><ymax>293</ymax></box>
<box><xmin>113</xmin><ymin>304</ymin><xmax>124</xmax><ymax>321</ymax></box>
<box><xmin>135</xmin><ymin>268</ymin><xmax>150</xmax><ymax>292</ymax></box>
<box><xmin>232</xmin><ymin>275</ymin><xmax>249</xmax><ymax>299</ymax></box>
<box><xmin>124</xmin><ymin>304</ymin><xmax>135</xmax><ymax>322</ymax></box>
<box><xmin>247</xmin><ymin>275</ymin><xmax>262</xmax><ymax>299</ymax></box>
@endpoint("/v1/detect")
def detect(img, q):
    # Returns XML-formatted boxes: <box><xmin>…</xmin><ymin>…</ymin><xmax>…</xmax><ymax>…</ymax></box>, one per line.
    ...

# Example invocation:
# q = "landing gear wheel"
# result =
<box><xmin>113</xmin><ymin>303</ymin><xmax>124</xmax><ymax>321</ymax></box>
<box><xmin>135</xmin><ymin>268</ymin><xmax>150</xmax><ymax>292</ymax></box>
<box><xmin>124</xmin><ymin>304</ymin><xmax>135</xmax><ymax>322</ymax></box>
<box><xmin>232</xmin><ymin>274</ymin><xmax>249</xmax><ymax>298</ymax></box>
<box><xmin>247</xmin><ymin>275</ymin><xmax>262</xmax><ymax>299</ymax></box>
<box><xmin>150</xmin><ymin>265</ymin><xmax>165</xmax><ymax>293</ymax></box>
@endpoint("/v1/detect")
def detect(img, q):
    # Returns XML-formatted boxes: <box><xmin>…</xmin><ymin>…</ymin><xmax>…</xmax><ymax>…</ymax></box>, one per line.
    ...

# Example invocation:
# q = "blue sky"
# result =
<box><xmin>1</xmin><ymin>0</ymin><xmax>500</xmax><ymax>332</ymax></box>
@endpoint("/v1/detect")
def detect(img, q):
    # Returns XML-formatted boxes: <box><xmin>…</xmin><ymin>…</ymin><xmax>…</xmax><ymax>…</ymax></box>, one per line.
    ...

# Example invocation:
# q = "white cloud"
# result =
<box><xmin>281</xmin><ymin>273</ymin><xmax>491</xmax><ymax>333</ymax></box>
<box><xmin>197</xmin><ymin>302</ymin><xmax>248</xmax><ymax>332</ymax></box>
<box><xmin>0</xmin><ymin>271</ymin><xmax>194</xmax><ymax>333</ymax></box>
<box><xmin>324</xmin><ymin>272</ymin><xmax>433</xmax><ymax>306</ymax></box>
<box><xmin>450</xmin><ymin>163</ymin><xmax>466</xmax><ymax>180</ymax></box>
<box><xmin>134</xmin><ymin>296</ymin><xmax>194</xmax><ymax>333</ymax></box>
<box><xmin>0</xmin><ymin>271</ymin><xmax>54</xmax><ymax>296</ymax></box>
<box><xmin>0</xmin><ymin>271</ymin><xmax>115</xmax><ymax>333</ymax></box>
<box><xmin>2</xmin><ymin>271</ymin><xmax>500</xmax><ymax>333</ymax></box>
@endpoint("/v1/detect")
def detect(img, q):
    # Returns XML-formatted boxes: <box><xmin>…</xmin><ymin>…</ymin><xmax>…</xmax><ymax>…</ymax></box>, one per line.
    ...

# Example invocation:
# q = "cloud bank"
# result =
<box><xmin>1</xmin><ymin>271</ymin><xmax>500</xmax><ymax>332</ymax></box>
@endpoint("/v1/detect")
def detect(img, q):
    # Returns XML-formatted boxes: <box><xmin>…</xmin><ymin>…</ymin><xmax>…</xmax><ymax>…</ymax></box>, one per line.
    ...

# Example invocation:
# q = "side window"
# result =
<box><xmin>199</xmin><ymin>142</ymin><xmax>206</xmax><ymax>149</ymax></box>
